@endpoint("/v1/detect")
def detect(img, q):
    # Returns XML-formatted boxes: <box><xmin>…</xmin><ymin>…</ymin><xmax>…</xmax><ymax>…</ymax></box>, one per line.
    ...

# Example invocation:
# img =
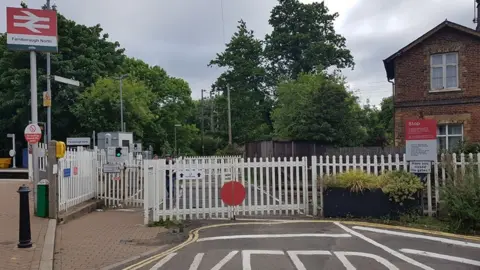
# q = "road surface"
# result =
<box><xmin>119</xmin><ymin>221</ymin><xmax>480</xmax><ymax>270</ymax></box>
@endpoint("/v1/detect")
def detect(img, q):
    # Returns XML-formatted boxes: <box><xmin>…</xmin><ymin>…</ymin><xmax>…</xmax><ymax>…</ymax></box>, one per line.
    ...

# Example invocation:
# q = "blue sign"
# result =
<box><xmin>64</xmin><ymin>168</ymin><xmax>71</xmax><ymax>177</ymax></box>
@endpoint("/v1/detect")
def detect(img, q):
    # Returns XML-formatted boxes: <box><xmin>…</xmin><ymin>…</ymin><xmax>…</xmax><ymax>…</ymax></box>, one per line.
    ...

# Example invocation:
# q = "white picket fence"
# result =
<box><xmin>312</xmin><ymin>153</ymin><xmax>480</xmax><ymax>217</ymax></box>
<box><xmin>144</xmin><ymin>157</ymin><xmax>308</xmax><ymax>224</ymax></box>
<box><xmin>45</xmin><ymin>146</ymin><xmax>480</xmax><ymax>221</ymax></box>
<box><xmin>28</xmin><ymin>143</ymin><xmax>48</xmax><ymax>181</ymax></box>
<box><xmin>58</xmin><ymin>149</ymin><xmax>98</xmax><ymax>212</ymax></box>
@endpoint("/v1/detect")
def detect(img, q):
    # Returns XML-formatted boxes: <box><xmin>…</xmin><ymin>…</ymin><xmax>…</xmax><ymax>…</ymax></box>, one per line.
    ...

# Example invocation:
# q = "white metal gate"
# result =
<box><xmin>144</xmin><ymin>156</ymin><xmax>309</xmax><ymax>224</ymax></box>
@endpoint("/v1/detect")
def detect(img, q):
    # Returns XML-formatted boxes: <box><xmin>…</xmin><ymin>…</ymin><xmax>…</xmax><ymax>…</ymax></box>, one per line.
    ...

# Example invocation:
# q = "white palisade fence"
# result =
<box><xmin>58</xmin><ymin>149</ymin><xmax>97</xmax><ymax>212</ymax></box>
<box><xmin>144</xmin><ymin>157</ymin><xmax>308</xmax><ymax>224</ymax></box>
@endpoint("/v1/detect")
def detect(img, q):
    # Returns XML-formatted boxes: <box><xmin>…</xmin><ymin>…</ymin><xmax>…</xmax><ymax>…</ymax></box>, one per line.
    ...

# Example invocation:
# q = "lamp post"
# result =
<box><xmin>174</xmin><ymin>124</ymin><xmax>181</xmax><ymax>157</ymax></box>
<box><xmin>114</xmin><ymin>74</ymin><xmax>129</xmax><ymax>132</ymax></box>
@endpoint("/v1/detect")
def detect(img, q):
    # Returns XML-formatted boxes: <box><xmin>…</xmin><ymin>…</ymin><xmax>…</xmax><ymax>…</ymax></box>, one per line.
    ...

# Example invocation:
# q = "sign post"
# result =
<box><xmin>405</xmin><ymin>119</ymin><xmax>437</xmax><ymax>216</ymax></box>
<box><xmin>7</xmin><ymin>7</ymin><xmax>58</xmax><ymax>213</ymax></box>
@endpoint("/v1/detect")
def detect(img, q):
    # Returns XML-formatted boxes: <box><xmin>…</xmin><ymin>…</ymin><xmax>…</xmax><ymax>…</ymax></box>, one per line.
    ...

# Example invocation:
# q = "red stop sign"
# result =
<box><xmin>220</xmin><ymin>181</ymin><xmax>246</xmax><ymax>206</ymax></box>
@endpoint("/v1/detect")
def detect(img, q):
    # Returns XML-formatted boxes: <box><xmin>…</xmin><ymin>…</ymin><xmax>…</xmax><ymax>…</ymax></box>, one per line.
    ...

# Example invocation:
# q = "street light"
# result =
<box><xmin>174</xmin><ymin>124</ymin><xmax>181</xmax><ymax>157</ymax></box>
<box><xmin>114</xmin><ymin>74</ymin><xmax>129</xmax><ymax>132</ymax></box>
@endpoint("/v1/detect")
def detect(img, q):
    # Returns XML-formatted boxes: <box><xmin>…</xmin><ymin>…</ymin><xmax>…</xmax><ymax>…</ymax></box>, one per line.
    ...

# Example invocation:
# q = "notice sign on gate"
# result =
<box><xmin>405</xmin><ymin>119</ymin><xmax>437</xmax><ymax>161</ymax></box>
<box><xmin>6</xmin><ymin>7</ymin><xmax>58</xmax><ymax>52</ymax></box>
<box><xmin>409</xmin><ymin>161</ymin><xmax>431</xmax><ymax>173</ymax></box>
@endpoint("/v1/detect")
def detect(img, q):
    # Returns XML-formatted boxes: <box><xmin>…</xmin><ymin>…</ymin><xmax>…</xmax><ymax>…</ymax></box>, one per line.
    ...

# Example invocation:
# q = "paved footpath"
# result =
<box><xmin>0</xmin><ymin>180</ymin><xmax>49</xmax><ymax>270</ymax></box>
<box><xmin>54</xmin><ymin>209</ymin><xmax>169</xmax><ymax>270</ymax></box>
<box><xmin>123</xmin><ymin>221</ymin><xmax>480</xmax><ymax>270</ymax></box>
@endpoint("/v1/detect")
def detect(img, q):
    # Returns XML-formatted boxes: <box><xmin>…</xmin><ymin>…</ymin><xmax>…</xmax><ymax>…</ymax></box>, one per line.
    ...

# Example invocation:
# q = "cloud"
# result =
<box><xmin>1</xmin><ymin>0</ymin><xmax>477</xmax><ymax>105</ymax></box>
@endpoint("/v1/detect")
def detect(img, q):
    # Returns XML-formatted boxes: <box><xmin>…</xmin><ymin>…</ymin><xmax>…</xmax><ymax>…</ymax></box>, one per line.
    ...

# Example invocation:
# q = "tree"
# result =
<box><xmin>264</xmin><ymin>0</ymin><xmax>354</xmax><ymax>81</ymax></box>
<box><xmin>121</xmin><ymin>57</ymin><xmax>196</xmax><ymax>154</ymax></box>
<box><xmin>209</xmin><ymin>20</ymin><xmax>273</xmax><ymax>143</ymax></box>
<box><xmin>272</xmin><ymin>71</ymin><xmax>366</xmax><ymax>146</ymax></box>
<box><xmin>71</xmin><ymin>78</ymin><xmax>155</xmax><ymax>139</ymax></box>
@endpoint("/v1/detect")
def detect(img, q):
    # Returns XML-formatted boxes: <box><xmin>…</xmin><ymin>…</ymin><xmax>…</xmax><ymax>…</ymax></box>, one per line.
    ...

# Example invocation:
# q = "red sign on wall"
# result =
<box><xmin>405</xmin><ymin>119</ymin><xmax>437</xmax><ymax>140</ymax></box>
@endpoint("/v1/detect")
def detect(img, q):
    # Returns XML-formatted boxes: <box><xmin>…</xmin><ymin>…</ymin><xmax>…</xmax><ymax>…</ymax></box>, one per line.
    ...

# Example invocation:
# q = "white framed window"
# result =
<box><xmin>430</xmin><ymin>53</ymin><xmax>459</xmax><ymax>90</ymax></box>
<box><xmin>437</xmin><ymin>124</ymin><xmax>463</xmax><ymax>151</ymax></box>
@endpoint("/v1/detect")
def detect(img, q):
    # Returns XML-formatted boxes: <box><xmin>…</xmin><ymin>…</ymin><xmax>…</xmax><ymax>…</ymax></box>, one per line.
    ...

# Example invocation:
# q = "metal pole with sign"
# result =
<box><xmin>6</xmin><ymin>7</ymin><xmax>58</xmax><ymax>213</ymax></box>
<box><xmin>405</xmin><ymin>119</ymin><xmax>437</xmax><ymax>217</ymax></box>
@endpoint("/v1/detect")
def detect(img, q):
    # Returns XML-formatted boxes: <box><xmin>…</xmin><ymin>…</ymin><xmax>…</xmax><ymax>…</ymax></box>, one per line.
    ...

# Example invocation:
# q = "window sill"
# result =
<box><xmin>429</xmin><ymin>88</ymin><xmax>462</xmax><ymax>93</ymax></box>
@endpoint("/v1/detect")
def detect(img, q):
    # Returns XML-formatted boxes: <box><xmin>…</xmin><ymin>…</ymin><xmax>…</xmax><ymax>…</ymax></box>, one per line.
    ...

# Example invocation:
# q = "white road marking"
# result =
<box><xmin>149</xmin><ymin>253</ymin><xmax>177</xmax><ymax>270</ymax></box>
<box><xmin>400</xmin><ymin>248</ymin><xmax>480</xmax><ymax>267</ymax></box>
<box><xmin>286</xmin><ymin>250</ymin><xmax>332</xmax><ymax>270</ymax></box>
<box><xmin>353</xmin><ymin>226</ymin><xmax>480</xmax><ymax>249</ymax></box>
<box><xmin>197</xmin><ymin>233</ymin><xmax>351</xmax><ymax>242</ymax></box>
<box><xmin>242</xmin><ymin>250</ymin><xmax>285</xmax><ymax>270</ymax></box>
<box><xmin>334</xmin><ymin>251</ymin><xmax>399</xmax><ymax>270</ymax></box>
<box><xmin>334</xmin><ymin>222</ymin><xmax>434</xmax><ymax>270</ymax></box>
<box><xmin>188</xmin><ymin>253</ymin><xmax>204</xmax><ymax>270</ymax></box>
<box><xmin>211</xmin><ymin>251</ymin><xmax>238</xmax><ymax>270</ymax></box>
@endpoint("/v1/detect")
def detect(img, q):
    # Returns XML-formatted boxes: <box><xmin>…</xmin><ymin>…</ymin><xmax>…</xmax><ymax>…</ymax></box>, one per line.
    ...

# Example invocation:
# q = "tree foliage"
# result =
<box><xmin>209</xmin><ymin>20</ymin><xmax>273</xmax><ymax>143</ymax></box>
<box><xmin>272</xmin><ymin>71</ymin><xmax>366</xmax><ymax>145</ymax></box>
<box><xmin>264</xmin><ymin>0</ymin><xmax>354</xmax><ymax>81</ymax></box>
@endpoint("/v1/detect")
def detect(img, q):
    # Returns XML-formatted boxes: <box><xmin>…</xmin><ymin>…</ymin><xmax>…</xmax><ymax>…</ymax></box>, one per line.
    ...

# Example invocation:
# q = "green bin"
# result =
<box><xmin>37</xmin><ymin>179</ymin><xmax>49</xmax><ymax>218</ymax></box>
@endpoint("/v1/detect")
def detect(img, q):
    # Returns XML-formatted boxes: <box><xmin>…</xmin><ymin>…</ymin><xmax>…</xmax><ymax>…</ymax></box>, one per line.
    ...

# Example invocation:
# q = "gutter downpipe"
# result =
<box><xmin>388</xmin><ymin>78</ymin><xmax>396</xmax><ymax>146</ymax></box>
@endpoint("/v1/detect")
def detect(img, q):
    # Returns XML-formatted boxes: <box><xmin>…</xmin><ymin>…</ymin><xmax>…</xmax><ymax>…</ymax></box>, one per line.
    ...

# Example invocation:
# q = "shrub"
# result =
<box><xmin>324</xmin><ymin>170</ymin><xmax>379</xmax><ymax>192</ymax></box>
<box><xmin>378</xmin><ymin>170</ymin><xmax>423</xmax><ymax>205</ymax></box>
<box><xmin>442</xmin><ymin>164</ymin><xmax>480</xmax><ymax>233</ymax></box>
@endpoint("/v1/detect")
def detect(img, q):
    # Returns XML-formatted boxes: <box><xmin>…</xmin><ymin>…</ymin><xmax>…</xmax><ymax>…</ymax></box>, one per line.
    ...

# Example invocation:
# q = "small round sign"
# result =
<box><xmin>24</xmin><ymin>123</ymin><xmax>42</xmax><ymax>144</ymax></box>
<box><xmin>9</xmin><ymin>149</ymin><xmax>15</xmax><ymax>157</ymax></box>
<box><xmin>220</xmin><ymin>181</ymin><xmax>246</xmax><ymax>206</ymax></box>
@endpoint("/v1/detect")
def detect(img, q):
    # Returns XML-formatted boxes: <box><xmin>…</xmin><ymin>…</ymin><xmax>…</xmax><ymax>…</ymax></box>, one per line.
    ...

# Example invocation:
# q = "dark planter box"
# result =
<box><xmin>323</xmin><ymin>187</ymin><xmax>420</xmax><ymax>219</ymax></box>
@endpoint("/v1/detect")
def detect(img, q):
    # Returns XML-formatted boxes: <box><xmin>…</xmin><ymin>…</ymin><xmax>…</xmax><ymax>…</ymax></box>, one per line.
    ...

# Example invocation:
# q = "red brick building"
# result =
<box><xmin>383</xmin><ymin>20</ymin><xmax>480</xmax><ymax>151</ymax></box>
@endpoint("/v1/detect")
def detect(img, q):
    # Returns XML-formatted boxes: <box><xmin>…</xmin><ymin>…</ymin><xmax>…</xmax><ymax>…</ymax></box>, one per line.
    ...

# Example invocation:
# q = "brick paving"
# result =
<box><xmin>0</xmin><ymin>180</ymin><xmax>49</xmax><ymax>270</ymax></box>
<box><xmin>54</xmin><ymin>210</ymin><xmax>168</xmax><ymax>270</ymax></box>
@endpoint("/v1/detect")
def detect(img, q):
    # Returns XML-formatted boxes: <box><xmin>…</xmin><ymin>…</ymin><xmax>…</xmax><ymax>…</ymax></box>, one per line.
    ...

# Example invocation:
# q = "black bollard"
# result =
<box><xmin>17</xmin><ymin>185</ymin><xmax>32</xmax><ymax>248</ymax></box>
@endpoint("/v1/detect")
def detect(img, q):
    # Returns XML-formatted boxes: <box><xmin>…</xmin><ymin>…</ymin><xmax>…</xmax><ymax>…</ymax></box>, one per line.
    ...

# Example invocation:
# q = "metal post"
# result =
<box><xmin>227</xmin><ymin>85</ymin><xmax>232</xmax><ymax>145</ymax></box>
<box><xmin>210</xmin><ymin>91</ymin><xmax>214</xmax><ymax>132</ymax></box>
<box><xmin>12</xmin><ymin>134</ymin><xmax>16</xmax><ymax>168</ymax></box>
<box><xmin>46</xmin><ymin>0</ymin><xmax>52</xmax><ymax>143</ymax></box>
<box><xmin>174</xmin><ymin>126</ymin><xmax>177</xmax><ymax>157</ymax></box>
<box><xmin>30</xmin><ymin>50</ymin><xmax>39</xmax><ymax>213</ymax></box>
<box><xmin>17</xmin><ymin>185</ymin><xmax>32</xmax><ymax>248</ymax></box>
<box><xmin>48</xmin><ymin>140</ymin><xmax>58</xmax><ymax>219</ymax></box>
<box><xmin>120</xmin><ymin>78</ymin><xmax>124</xmax><ymax>132</ymax></box>
<box><xmin>201</xmin><ymin>89</ymin><xmax>205</xmax><ymax>155</ymax></box>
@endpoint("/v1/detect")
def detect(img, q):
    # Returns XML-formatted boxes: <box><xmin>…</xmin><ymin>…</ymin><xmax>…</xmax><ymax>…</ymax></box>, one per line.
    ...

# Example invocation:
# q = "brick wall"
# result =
<box><xmin>395</xmin><ymin>27</ymin><xmax>480</xmax><ymax>103</ymax></box>
<box><xmin>395</xmin><ymin>105</ymin><xmax>480</xmax><ymax>146</ymax></box>
<box><xmin>393</xmin><ymin>26</ymin><xmax>480</xmax><ymax>146</ymax></box>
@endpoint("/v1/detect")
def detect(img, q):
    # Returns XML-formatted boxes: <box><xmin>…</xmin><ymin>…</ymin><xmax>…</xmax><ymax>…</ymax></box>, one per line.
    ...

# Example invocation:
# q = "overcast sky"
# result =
<box><xmin>1</xmin><ymin>0</ymin><xmax>476</xmax><ymax>105</ymax></box>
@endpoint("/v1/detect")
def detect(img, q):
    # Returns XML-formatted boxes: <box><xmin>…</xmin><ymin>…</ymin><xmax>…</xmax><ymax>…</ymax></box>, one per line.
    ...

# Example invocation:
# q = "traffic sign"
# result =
<box><xmin>6</xmin><ymin>7</ymin><xmax>58</xmax><ymax>52</ymax></box>
<box><xmin>220</xmin><ymin>181</ymin><xmax>246</xmax><ymax>206</ymax></box>
<box><xmin>178</xmin><ymin>168</ymin><xmax>204</xmax><ymax>180</ymax></box>
<box><xmin>24</xmin><ymin>123</ymin><xmax>42</xmax><ymax>144</ymax></box>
